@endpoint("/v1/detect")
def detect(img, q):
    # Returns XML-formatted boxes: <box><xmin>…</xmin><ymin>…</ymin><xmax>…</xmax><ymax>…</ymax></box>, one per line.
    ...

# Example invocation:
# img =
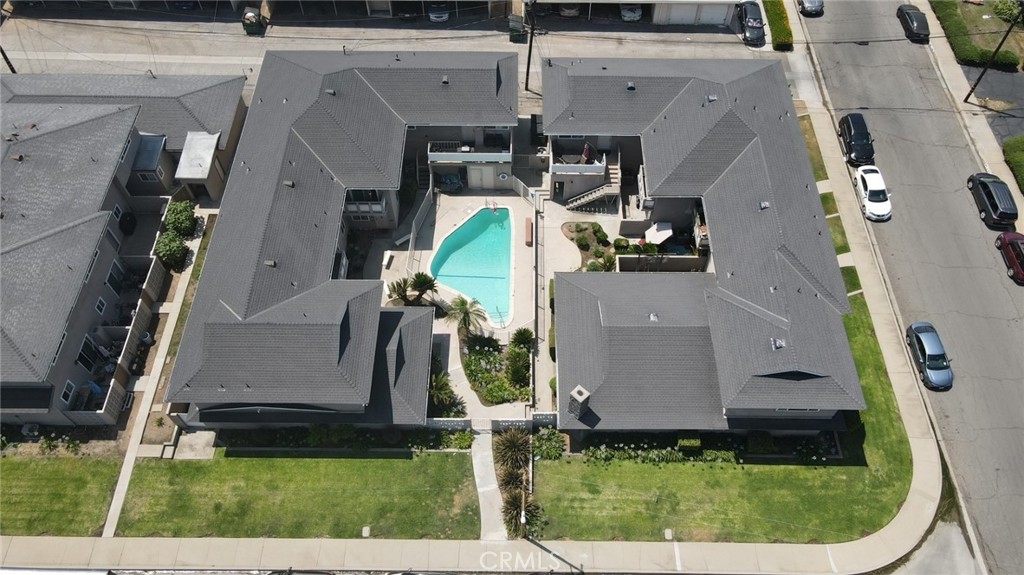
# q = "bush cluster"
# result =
<box><xmin>164</xmin><ymin>200</ymin><xmax>198</xmax><ymax>237</ymax></box>
<box><xmin>464</xmin><ymin>334</ymin><xmax>531</xmax><ymax>405</ymax></box>
<box><xmin>580</xmin><ymin>433</ymin><xmax>741</xmax><ymax>465</ymax></box>
<box><xmin>992</xmin><ymin>0</ymin><xmax>1022</xmax><ymax>22</ymax></box>
<box><xmin>533</xmin><ymin>427</ymin><xmax>565</xmax><ymax>460</ymax></box>
<box><xmin>155</xmin><ymin>230</ymin><xmax>189</xmax><ymax>271</ymax></box>
<box><xmin>441</xmin><ymin>430</ymin><xmax>474</xmax><ymax>450</ymax></box>
<box><xmin>1004</xmin><ymin>134</ymin><xmax>1024</xmax><ymax>192</ymax></box>
<box><xmin>548</xmin><ymin>278</ymin><xmax>555</xmax><ymax>311</ymax></box>
<box><xmin>930</xmin><ymin>1</ymin><xmax>1020</xmax><ymax>70</ymax></box>
<box><xmin>575</xmin><ymin>235</ymin><xmax>590</xmax><ymax>250</ymax></box>
<box><xmin>613</xmin><ymin>237</ymin><xmax>630</xmax><ymax>253</ymax></box>
<box><xmin>746</xmin><ymin>431</ymin><xmax>776</xmax><ymax>455</ymax></box>
<box><xmin>220</xmin><ymin>425</ymin><xmax>443</xmax><ymax>451</ymax></box>
<box><xmin>762</xmin><ymin>0</ymin><xmax>794</xmax><ymax>51</ymax></box>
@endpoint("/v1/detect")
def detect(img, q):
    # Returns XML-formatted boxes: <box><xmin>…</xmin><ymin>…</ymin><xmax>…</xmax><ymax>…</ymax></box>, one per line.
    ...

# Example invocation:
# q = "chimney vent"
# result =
<box><xmin>649</xmin><ymin>313</ymin><xmax>659</xmax><ymax>322</ymax></box>
<box><xmin>567</xmin><ymin>385</ymin><xmax>591</xmax><ymax>419</ymax></box>
<box><xmin>283</xmin><ymin>180</ymin><xmax>295</xmax><ymax>188</ymax></box>
<box><xmin>10</xmin><ymin>154</ymin><xmax>23</xmax><ymax>162</ymax></box>
<box><xmin>626</xmin><ymin>81</ymin><xmax>636</xmax><ymax>91</ymax></box>
<box><xmin>324</xmin><ymin>88</ymin><xmax>336</xmax><ymax>96</ymax></box>
<box><xmin>707</xmin><ymin>94</ymin><xmax>718</xmax><ymax>102</ymax></box>
<box><xmin>264</xmin><ymin>260</ymin><xmax>276</xmax><ymax>268</ymax></box>
<box><xmin>770</xmin><ymin>337</ymin><xmax>787</xmax><ymax>350</ymax></box>
<box><xmin>759</xmin><ymin>201</ymin><xmax>770</xmax><ymax>210</ymax></box>
<box><xmin>441</xmin><ymin>75</ymin><xmax>449</xmax><ymax>85</ymax></box>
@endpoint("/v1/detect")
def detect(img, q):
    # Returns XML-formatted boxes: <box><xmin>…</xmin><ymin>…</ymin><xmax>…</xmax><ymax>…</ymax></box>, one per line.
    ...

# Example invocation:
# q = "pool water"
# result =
<box><xmin>430</xmin><ymin>207</ymin><xmax>511</xmax><ymax>326</ymax></box>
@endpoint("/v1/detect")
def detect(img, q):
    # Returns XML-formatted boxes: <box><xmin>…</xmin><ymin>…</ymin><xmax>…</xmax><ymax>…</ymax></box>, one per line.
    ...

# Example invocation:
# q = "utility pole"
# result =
<box><xmin>524</xmin><ymin>0</ymin><xmax>536</xmax><ymax>92</ymax></box>
<box><xmin>964</xmin><ymin>0</ymin><xmax>1024</xmax><ymax>103</ymax></box>
<box><xmin>0</xmin><ymin>45</ymin><xmax>16</xmax><ymax>74</ymax></box>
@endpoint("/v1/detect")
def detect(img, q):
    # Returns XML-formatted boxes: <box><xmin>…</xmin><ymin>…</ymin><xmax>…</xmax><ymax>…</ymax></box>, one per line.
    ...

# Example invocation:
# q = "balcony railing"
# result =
<box><xmin>428</xmin><ymin>141</ymin><xmax>512</xmax><ymax>164</ymax></box>
<box><xmin>551</xmin><ymin>152</ymin><xmax>607</xmax><ymax>175</ymax></box>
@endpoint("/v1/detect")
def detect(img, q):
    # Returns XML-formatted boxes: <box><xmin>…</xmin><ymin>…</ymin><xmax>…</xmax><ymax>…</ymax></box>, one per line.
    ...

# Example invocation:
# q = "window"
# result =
<box><xmin>112</xmin><ymin>204</ymin><xmax>123</xmax><ymax>220</ymax></box>
<box><xmin>119</xmin><ymin>137</ymin><xmax>132</xmax><ymax>163</ymax></box>
<box><xmin>106</xmin><ymin>260</ymin><xmax>125</xmax><ymax>294</ymax></box>
<box><xmin>105</xmin><ymin>228</ymin><xmax>121</xmax><ymax>251</ymax></box>
<box><xmin>95</xmin><ymin>297</ymin><xmax>107</xmax><ymax>315</ymax></box>
<box><xmin>346</xmin><ymin>189</ymin><xmax>381</xmax><ymax>202</ymax></box>
<box><xmin>61</xmin><ymin>381</ymin><xmax>76</xmax><ymax>405</ymax></box>
<box><xmin>77</xmin><ymin>337</ymin><xmax>100</xmax><ymax>372</ymax></box>
<box><xmin>52</xmin><ymin>332</ymin><xmax>66</xmax><ymax>366</ymax></box>
<box><xmin>350</xmin><ymin>215</ymin><xmax>371</xmax><ymax>222</ymax></box>
<box><xmin>138</xmin><ymin>172</ymin><xmax>159</xmax><ymax>183</ymax></box>
<box><xmin>157</xmin><ymin>165</ymin><xmax>165</xmax><ymax>179</ymax></box>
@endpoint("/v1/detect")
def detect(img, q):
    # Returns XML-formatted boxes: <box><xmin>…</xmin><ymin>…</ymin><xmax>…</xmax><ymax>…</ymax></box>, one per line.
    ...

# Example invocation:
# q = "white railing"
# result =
<box><xmin>551</xmin><ymin>152</ymin><xmax>607</xmax><ymax>175</ymax></box>
<box><xmin>428</xmin><ymin>141</ymin><xmax>511</xmax><ymax>164</ymax></box>
<box><xmin>406</xmin><ymin>173</ymin><xmax>435</xmax><ymax>275</ymax></box>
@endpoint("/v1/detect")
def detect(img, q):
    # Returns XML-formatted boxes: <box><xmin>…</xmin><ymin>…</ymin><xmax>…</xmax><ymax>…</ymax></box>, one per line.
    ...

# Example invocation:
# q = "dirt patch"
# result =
<box><xmin>561</xmin><ymin>221</ymin><xmax>615</xmax><ymax>270</ymax></box>
<box><xmin>683</xmin><ymin>527</ymin><xmax>719</xmax><ymax>541</ymax></box>
<box><xmin>4</xmin><ymin>438</ymin><xmax>121</xmax><ymax>458</ymax></box>
<box><xmin>141</xmin><ymin>411</ymin><xmax>174</xmax><ymax>445</ymax></box>
<box><xmin>156</xmin><ymin>271</ymin><xmax>182</xmax><ymax>303</ymax></box>
<box><xmin>450</xmin><ymin>476</ymin><xmax>474</xmax><ymax>516</ymax></box>
<box><xmin>979</xmin><ymin>97</ymin><xmax>1017</xmax><ymax>112</ymax></box>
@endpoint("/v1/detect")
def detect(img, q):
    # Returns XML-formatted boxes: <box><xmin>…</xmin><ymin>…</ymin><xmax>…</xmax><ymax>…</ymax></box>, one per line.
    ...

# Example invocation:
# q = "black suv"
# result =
<box><xmin>838</xmin><ymin>113</ymin><xmax>875</xmax><ymax>166</ymax></box>
<box><xmin>968</xmin><ymin>173</ymin><xmax>1018</xmax><ymax>228</ymax></box>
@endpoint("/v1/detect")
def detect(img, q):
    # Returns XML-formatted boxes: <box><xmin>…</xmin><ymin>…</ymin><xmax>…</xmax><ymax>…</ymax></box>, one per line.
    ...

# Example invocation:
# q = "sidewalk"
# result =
<box><xmin>470</xmin><ymin>422</ymin><xmax>508</xmax><ymax>541</ymax></box>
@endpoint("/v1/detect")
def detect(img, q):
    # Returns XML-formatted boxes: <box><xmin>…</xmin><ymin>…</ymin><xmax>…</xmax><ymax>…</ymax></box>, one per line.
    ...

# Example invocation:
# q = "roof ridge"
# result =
<box><xmin>2</xmin><ymin>104</ymin><xmax>140</xmax><ymax>145</ymax></box>
<box><xmin>0</xmin><ymin>211</ymin><xmax>110</xmax><ymax>255</ymax></box>
<box><xmin>0</xmin><ymin>327</ymin><xmax>42</xmax><ymax>380</ymax></box>
<box><xmin>776</xmin><ymin>244</ymin><xmax>844</xmax><ymax>313</ymax></box>
<box><xmin>641</xmin><ymin>77</ymin><xmax>695</xmax><ymax>134</ymax></box>
<box><xmin>311</xmin><ymin>91</ymin><xmax>392</xmax><ymax>185</ymax></box>
<box><xmin>707</xmin><ymin>284</ymin><xmax>789</xmax><ymax>330</ymax></box>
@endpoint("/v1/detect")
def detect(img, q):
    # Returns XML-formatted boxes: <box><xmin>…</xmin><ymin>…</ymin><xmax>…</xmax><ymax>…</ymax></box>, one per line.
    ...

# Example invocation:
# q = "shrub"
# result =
<box><xmin>575</xmin><ymin>235</ymin><xmax>590</xmax><ymax>250</ymax></box>
<box><xmin>1004</xmin><ymin>134</ymin><xmax>1024</xmax><ymax>192</ymax></box>
<box><xmin>548</xmin><ymin>278</ymin><xmax>555</xmax><ymax>311</ymax></box>
<box><xmin>762</xmin><ymin>0</ymin><xmax>794</xmax><ymax>51</ymax></box>
<box><xmin>992</xmin><ymin>0</ymin><xmax>1022</xmax><ymax>22</ymax></box>
<box><xmin>586</xmin><ymin>260</ymin><xmax>603</xmax><ymax>271</ymax></box>
<box><xmin>441</xmin><ymin>430</ymin><xmax>474</xmax><ymax>450</ymax></box>
<box><xmin>482</xmin><ymin>378</ymin><xmax>520</xmax><ymax>404</ymax></box>
<box><xmin>573</xmin><ymin>222</ymin><xmax>586</xmax><ymax>233</ymax></box>
<box><xmin>533</xmin><ymin>427</ymin><xmax>565</xmax><ymax>460</ymax></box>
<box><xmin>677</xmin><ymin>432</ymin><xmax>701</xmax><ymax>451</ymax></box>
<box><xmin>40</xmin><ymin>434</ymin><xmax>59</xmax><ymax>454</ymax></box>
<box><xmin>63</xmin><ymin>438</ymin><xmax>82</xmax><ymax>455</ymax></box>
<box><xmin>164</xmin><ymin>200</ymin><xmax>198</xmax><ymax>237</ymax></box>
<box><xmin>502</xmin><ymin>489</ymin><xmax>544</xmax><ymax>538</ymax></box>
<box><xmin>590</xmin><ymin>222</ymin><xmax>603</xmax><ymax>233</ymax></box>
<box><xmin>746</xmin><ymin>431</ymin><xmax>776</xmax><ymax>455</ymax></box>
<box><xmin>510</xmin><ymin>327</ymin><xmax>535</xmax><ymax>350</ymax></box>
<box><xmin>494</xmin><ymin>427</ymin><xmax>532</xmax><ymax>471</ymax></box>
<box><xmin>506</xmin><ymin>346</ymin><xmax>531</xmax><ymax>388</ymax></box>
<box><xmin>498</xmin><ymin>464</ymin><xmax>528</xmax><ymax>491</ymax></box>
<box><xmin>642</xmin><ymin>242</ymin><xmax>659</xmax><ymax>254</ymax></box>
<box><xmin>613</xmin><ymin>237</ymin><xmax>630</xmax><ymax>253</ymax></box>
<box><xmin>591</xmin><ymin>247</ymin><xmax>604</xmax><ymax>258</ymax></box>
<box><xmin>549</xmin><ymin>377</ymin><xmax>557</xmax><ymax>399</ymax></box>
<box><xmin>155</xmin><ymin>230</ymin><xmax>189</xmax><ymax>271</ymax></box>
<box><xmin>594</xmin><ymin>229</ymin><xmax>609</xmax><ymax>245</ymax></box>
<box><xmin>931</xmin><ymin>1</ymin><xmax>1020</xmax><ymax>71</ymax></box>
<box><xmin>548</xmin><ymin>324</ymin><xmax>556</xmax><ymax>361</ymax></box>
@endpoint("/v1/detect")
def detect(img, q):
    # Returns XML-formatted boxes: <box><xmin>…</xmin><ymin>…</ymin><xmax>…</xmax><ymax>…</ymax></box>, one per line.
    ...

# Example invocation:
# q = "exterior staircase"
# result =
<box><xmin>417</xmin><ymin>164</ymin><xmax>431</xmax><ymax>189</ymax></box>
<box><xmin>566</xmin><ymin>161</ymin><xmax>621</xmax><ymax>211</ymax></box>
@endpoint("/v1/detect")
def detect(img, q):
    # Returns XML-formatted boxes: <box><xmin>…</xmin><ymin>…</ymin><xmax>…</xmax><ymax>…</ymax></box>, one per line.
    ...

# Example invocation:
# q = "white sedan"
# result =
<box><xmin>854</xmin><ymin>165</ymin><xmax>892</xmax><ymax>221</ymax></box>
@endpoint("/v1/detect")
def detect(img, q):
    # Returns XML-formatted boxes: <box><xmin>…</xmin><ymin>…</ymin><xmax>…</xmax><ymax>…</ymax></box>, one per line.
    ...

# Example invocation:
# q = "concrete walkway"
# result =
<box><xmin>99</xmin><ymin>209</ymin><xmax>217</xmax><ymax>538</ymax></box>
<box><xmin>470</xmin><ymin>421</ymin><xmax>508</xmax><ymax>541</ymax></box>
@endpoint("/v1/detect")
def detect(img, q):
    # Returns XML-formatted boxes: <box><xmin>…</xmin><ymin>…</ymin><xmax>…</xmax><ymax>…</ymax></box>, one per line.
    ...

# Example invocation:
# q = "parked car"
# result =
<box><xmin>620</xmin><ymin>3</ymin><xmax>643</xmax><ymax>22</ymax></box>
<box><xmin>798</xmin><ymin>0</ymin><xmax>824</xmax><ymax>16</ymax></box>
<box><xmin>394</xmin><ymin>1</ymin><xmax>421</xmax><ymax>20</ymax></box>
<box><xmin>896</xmin><ymin>4</ymin><xmax>930</xmax><ymax>42</ymax></box>
<box><xmin>855</xmin><ymin>166</ymin><xmax>893</xmax><ymax>221</ymax></box>
<box><xmin>968</xmin><ymin>173</ymin><xmax>1018</xmax><ymax>228</ymax></box>
<box><xmin>736</xmin><ymin>1</ymin><xmax>765</xmax><ymax>45</ymax></box>
<box><xmin>905</xmin><ymin>322</ymin><xmax>954</xmax><ymax>390</ymax></box>
<box><xmin>559</xmin><ymin>3</ymin><xmax>581</xmax><ymax>17</ymax></box>
<box><xmin>995</xmin><ymin>231</ymin><xmax>1024</xmax><ymax>284</ymax></box>
<box><xmin>838</xmin><ymin>113</ymin><xmax>875</xmax><ymax>166</ymax></box>
<box><xmin>428</xmin><ymin>1</ymin><xmax>450</xmax><ymax>22</ymax></box>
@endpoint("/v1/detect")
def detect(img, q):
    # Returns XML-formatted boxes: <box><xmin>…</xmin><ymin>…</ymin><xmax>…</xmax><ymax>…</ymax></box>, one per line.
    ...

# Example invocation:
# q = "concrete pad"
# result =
<box><xmin>700</xmin><ymin>542</ymin><xmax>759</xmax><ymax>573</ymax></box>
<box><xmin>315</xmin><ymin>539</ymin><xmax>348</xmax><ymax>569</ymax></box>
<box><xmin>817</xmin><ymin>180</ymin><xmax>833</xmax><ymax>194</ymax></box>
<box><xmin>396</xmin><ymin>539</ymin><xmax>430</xmax><ymax>569</ymax></box>
<box><xmin>87</xmin><ymin>538</ymin><xmax>127</xmax><ymax>568</ymax></box>
<box><xmin>119</xmin><ymin>538</ymin><xmax>180</xmax><ymax>568</ymax></box>
<box><xmin>222</xmin><ymin>538</ymin><xmax>265</xmax><ymax>568</ymax></box>
<box><xmin>674</xmin><ymin>542</ymin><xmax>709</xmax><ymax>573</ymax></box>
<box><xmin>53</xmin><ymin>537</ymin><xmax>98</xmax><ymax>566</ymax></box>
<box><xmin>135</xmin><ymin>444</ymin><xmax>164</xmax><ymax>458</ymax></box>
<box><xmin>342</xmin><ymin>539</ymin><xmax>399</xmax><ymax>569</ymax></box>
<box><xmin>636</xmin><ymin>542</ymin><xmax>682</xmax><ymax>571</ymax></box>
<box><xmin>3</xmin><ymin>537</ymin><xmax>63</xmax><ymax>567</ymax></box>
<box><xmin>173</xmin><ymin>430</ymin><xmax>216</xmax><ymax>460</ymax></box>
<box><xmin>590</xmin><ymin>542</ymin><xmax>641</xmax><ymax>571</ymax></box>
<box><xmin>424</xmin><ymin>540</ymin><xmax>462</xmax><ymax>571</ymax></box>
<box><xmin>754</xmin><ymin>543</ymin><xmax>833</xmax><ymax>574</ymax></box>
<box><xmin>257</xmin><ymin>539</ymin><xmax>320</xmax><ymax>569</ymax></box>
<box><xmin>171</xmin><ymin>538</ymin><xmax>215</xmax><ymax>567</ymax></box>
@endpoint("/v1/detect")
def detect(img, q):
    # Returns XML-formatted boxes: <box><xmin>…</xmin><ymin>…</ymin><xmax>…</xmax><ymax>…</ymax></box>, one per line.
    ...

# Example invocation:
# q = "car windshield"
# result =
<box><xmin>852</xmin><ymin>133</ymin><xmax>871</xmax><ymax>144</ymax></box>
<box><xmin>926</xmin><ymin>354</ymin><xmax>949</xmax><ymax>370</ymax></box>
<box><xmin>747</xmin><ymin>17</ymin><xmax>764</xmax><ymax>27</ymax></box>
<box><xmin>868</xmin><ymin>188</ymin><xmax>888</xmax><ymax>202</ymax></box>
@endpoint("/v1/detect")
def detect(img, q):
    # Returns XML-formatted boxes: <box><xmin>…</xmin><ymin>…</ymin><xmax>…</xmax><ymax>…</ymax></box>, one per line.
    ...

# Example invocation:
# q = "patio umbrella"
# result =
<box><xmin>644</xmin><ymin>222</ymin><xmax>673</xmax><ymax>244</ymax></box>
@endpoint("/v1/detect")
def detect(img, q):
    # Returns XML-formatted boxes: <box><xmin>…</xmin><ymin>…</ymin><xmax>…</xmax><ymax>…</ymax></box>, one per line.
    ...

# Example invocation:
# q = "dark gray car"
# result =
<box><xmin>897</xmin><ymin>4</ymin><xmax>930</xmax><ymax>42</ymax></box>
<box><xmin>798</xmin><ymin>0</ymin><xmax>824</xmax><ymax>16</ymax></box>
<box><xmin>906</xmin><ymin>322</ymin><xmax>954</xmax><ymax>390</ymax></box>
<box><xmin>736</xmin><ymin>2</ymin><xmax>765</xmax><ymax>46</ymax></box>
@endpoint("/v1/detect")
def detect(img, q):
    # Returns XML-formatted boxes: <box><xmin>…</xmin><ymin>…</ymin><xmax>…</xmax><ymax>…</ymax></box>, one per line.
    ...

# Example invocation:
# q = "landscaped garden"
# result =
<box><xmin>0</xmin><ymin>451</ymin><xmax>121</xmax><ymax>535</ymax></box>
<box><xmin>931</xmin><ymin>0</ymin><xmax>1021</xmax><ymax>71</ymax></box>
<box><xmin>119</xmin><ymin>449</ymin><xmax>479</xmax><ymax>538</ymax></box>
<box><xmin>562</xmin><ymin>221</ymin><xmax>667</xmax><ymax>272</ymax></box>
<box><xmin>533</xmin><ymin>293</ymin><xmax>912</xmax><ymax>543</ymax></box>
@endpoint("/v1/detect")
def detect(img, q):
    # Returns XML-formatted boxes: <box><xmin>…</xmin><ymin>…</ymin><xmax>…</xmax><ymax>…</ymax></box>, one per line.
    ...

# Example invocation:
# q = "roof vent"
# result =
<box><xmin>707</xmin><ymin>94</ymin><xmax>718</xmax><ymax>102</ymax></box>
<box><xmin>649</xmin><ymin>313</ymin><xmax>659</xmax><ymax>322</ymax></box>
<box><xmin>26</xmin><ymin>123</ymin><xmax>37</xmax><ymax>130</ymax></box>
<box><xmin>283</xmin><ymin>180</ymin><xmax>295</xmax><ymax>188</ymax></box>
<box><xmin>264</xmin><ymin>260</ymin><xmax>276</xmax><ymax>268</ymax></box>
<box><xmin>9</xmin><ymin>154</ymin><xmax>23</xmax><ymax>162</ymax></box>
<box><xmin>759</xmin><ymin>201</ymin><xmax>771</xmax><ymax>210</ymax></box>
<box><xmin>626</xmin><ymin>81</ymin><xmax>636</xmax><ymax>91</ymax></box>
<box><xmin>770</xmin><ymin>285</ymin><xmax>778</xmax><ymax>293</ymax></box>
<box><xmin>771</xmin><ymin>337</ymin><xmax>787</xmax><ymax>350</ymax></box>
<box><xmin>324</xmin><ymin>88</ymin><xmax>336</xmax><ymax>96</ymax></box>
<box><xmin>441</xmin><ymin>75</ymin><xmax>449</xmax><ymax>85</ymax></box>
<box><xmin>547</xmin><ymin>58</ymin><xmax>552</xmax><ymax>67</ymax></box>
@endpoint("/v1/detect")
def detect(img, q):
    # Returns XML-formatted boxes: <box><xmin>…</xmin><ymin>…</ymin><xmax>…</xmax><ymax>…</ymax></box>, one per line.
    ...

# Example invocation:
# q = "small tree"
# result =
<box><xmin>164</xmin><ymin>200</ymin><xmax>198</xmax><ymax>237</ymax></box>
<box><xmin>429</xmin><ymin>372</ymin><xmax>456</xmax><ymax>407</ymax></box>
<box><xmin>498</xmin><ymin>464</ymin><xmax>528</xmax><ymax>492</ymax></box>
<box><xmin>506</xmin><ymin>346</ymin><xmax>531</xmax><ymax>388</ymax></box>
<box><xmin>446</xmin><ymin>295</ymin><xmax>487</xmax><ymax>336</ymax></box>
<box><xmin>510</xmin><ymin>327</ymin><xmax>535</xmax><ymax>350</ymax></box>
<box><xmin>155</xmin><ymin>231</ymin><xmax>189</xmax><ymax>271</ymax></box>
<box><xmin>501</xmin><ymin>488</ymin><xmax>543</xmax><ymax>538</ymax></box>
<box><xmin>493</xmin><ymin>427</ymin><xmax>531</xmax><ymax>471</ymax></box>
<box><xmin>388</xmin><ymin>277</ymin><xmax>412</xmax><ymax>304</ymax></box>
<box><xmin>410</xmin><ymin>272</ymin><xmax>438</xmax><ymax>304</ymax></box>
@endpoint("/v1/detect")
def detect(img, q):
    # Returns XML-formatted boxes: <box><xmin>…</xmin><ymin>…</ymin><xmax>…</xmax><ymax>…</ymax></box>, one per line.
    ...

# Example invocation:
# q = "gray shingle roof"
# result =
<box><xmin>547</xmin><ymin>59</ymin><xmax>864</xmax><ymax>427</ymax></box>
<box><xmin>1</xmin><ymin>74</ymin><xmax>245</xmax><ymax>151</ymax></box>
<box><xmin>555</xmin><ymin>273</ymin><xmax>727</xmax><ymax>431</ymax></box>
<box><xmin>167</xmin><ymin>52</ymin><xmax>517</xmax><ymax>421</ymax></box>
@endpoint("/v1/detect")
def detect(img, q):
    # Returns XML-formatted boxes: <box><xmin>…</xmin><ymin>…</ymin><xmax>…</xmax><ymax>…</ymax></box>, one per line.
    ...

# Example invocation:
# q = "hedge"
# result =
<box><xmin>1004</xmin><ymin>134</ymin><xmax>1024</xmax><ymax>192</ymax></box>
<box><xmin>930</xmin><ymin>1</ymin><xmax>1020</xmax><ymax>71</ymax></box>
<box><xmin>763</xmin><ymin>0</ymin><xmax>794</xmax><ymax>52</ymax></box>
<box><xmin>549</xmin><ymin>278</ymin><xmax>555</xmax><ymax>311</ymax></box>
<box><xmin>548</xmin><ymin>323</ymin><xmax>556</xmax><ymax>361</ymax></box>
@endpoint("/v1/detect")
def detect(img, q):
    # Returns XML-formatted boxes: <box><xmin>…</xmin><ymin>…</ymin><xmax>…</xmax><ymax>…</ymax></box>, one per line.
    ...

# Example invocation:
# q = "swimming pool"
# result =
<box><xmin>430</xmin><ymin>207</ymin><xmax>512</xmax><ymax>327</ymax></box>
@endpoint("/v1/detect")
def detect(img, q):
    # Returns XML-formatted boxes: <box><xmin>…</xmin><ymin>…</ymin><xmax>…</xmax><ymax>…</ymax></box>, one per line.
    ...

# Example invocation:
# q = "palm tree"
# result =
<box><xmin>501</xmin><ymin>489</ymin><xmax>543</xmax><ymax>538</ymax></box>
<box><xmin>493</xmin><ymin>427</ymin><xmax>531</xmax><ymax>471</ymax></box>
<box><xmin>387</xmin><ymin>277</ymin><xmax>412</xmax><ymax>304</ymax></box>
<box><xmin>429</xmin><ymin>372</ymin><xmax>455</xmax><ymax>407</ymax></box>
<box><xmin>410</xmin><ymin>272</ymin><xmax>438</xmax><ymax>305</ymax></box>
<box><xmin>445</xmin><ymin>295</ymin><xmax>487</xmax><ymax>336</ymax></box>
<box><xmin>510</xmin><ymin>327</ymin><xmax>535</xmax><ymax>351</ymax></box>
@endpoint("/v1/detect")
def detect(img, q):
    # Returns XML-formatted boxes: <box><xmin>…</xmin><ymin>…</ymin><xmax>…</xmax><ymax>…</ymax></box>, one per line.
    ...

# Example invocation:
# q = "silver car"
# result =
<box><xmin>798</xmin><ymin>0</ymin><xmax>824</xmax><ymax>16</ymax></box>
<box><xmin>905</xmin><ymin>322</ymin><xmax>954</xmax><ymax>390</ymax></box>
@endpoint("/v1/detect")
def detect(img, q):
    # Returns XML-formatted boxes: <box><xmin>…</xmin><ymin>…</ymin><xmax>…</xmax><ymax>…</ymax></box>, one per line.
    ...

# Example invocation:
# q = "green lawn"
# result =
<box><xmin>800</xmin><ymin>115</ymin><xmax>829</xmax><ymax>182</ymax></box>
<box><xmin>0</xmin><ymin>456</ymin><xmax>121</xmax><ymax>535</ymax></box>
<box><xmin>842</xmin><ymin>266</ymin><xmax>862</xmax><ymax>294</ymax></box>
<box><xmin>828</xmin><ymin>216</ymin><xmax>851</xmax><ymax>255</ymax></box>
<box><xmin>119</xmin><ymin>450</ymin><xmax>479</xmax><ymax>538</ymax></box>
<box><xmin>958</xmin><ymin>2</ymin><xmax>1024</xmax><ymax>61</ymax></box>
<box><xmin>820</xmin><ymin>192</ymin><xmax>838</xmax><ymax>216</ymax></box>
<box><xmin>535</xmin><ymin>294</ymin><xmax>911</xmax><ymax>543</ymax></box>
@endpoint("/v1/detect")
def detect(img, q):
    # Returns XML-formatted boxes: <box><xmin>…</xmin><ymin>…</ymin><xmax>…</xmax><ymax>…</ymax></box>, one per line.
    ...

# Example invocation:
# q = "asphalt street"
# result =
<box><xmin>801</xmin><ymin>3</ymin><xmax>1024</xmax><ymax>574</ymax></box>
